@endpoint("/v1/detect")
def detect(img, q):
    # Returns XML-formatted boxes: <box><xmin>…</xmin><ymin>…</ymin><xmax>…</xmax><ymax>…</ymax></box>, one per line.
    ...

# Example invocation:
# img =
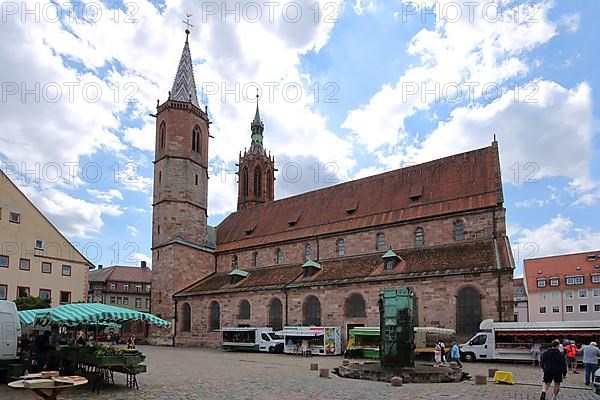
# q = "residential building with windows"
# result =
<box><xmin>88</xmin><ymin>262</ymin><xmax>152</xmax><ymax>312</ymax></box>
<box><xmin>149</xmin><ymin>30</ymin><xmax>515</xmax><ymax>347</ymax></box>
<box><xmin>0</xmin><ymin>169</ymin><xmax>91</xmax><ymax>306</ymax></box>
<box><xmin>524</xmin><ymin>250</ymin><xmax>600</xmax><ymax>322</ymax></box>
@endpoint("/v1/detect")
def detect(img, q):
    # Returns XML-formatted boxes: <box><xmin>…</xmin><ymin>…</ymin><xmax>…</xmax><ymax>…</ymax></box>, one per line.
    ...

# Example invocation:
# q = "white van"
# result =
<box><xmin>221</xmin><ymin>327</ymin><xmax>284</xmax><ymax>353</ymax></box>
<box><xmin>0</xmin><ymin>300</ymin><xmax>22</xmax><ymax>367</ymax></box>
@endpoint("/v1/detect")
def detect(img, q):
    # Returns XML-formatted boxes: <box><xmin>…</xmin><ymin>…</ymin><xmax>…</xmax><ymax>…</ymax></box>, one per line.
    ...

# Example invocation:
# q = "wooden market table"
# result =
<box><xmin>8</xmin><ymin>376</ymin><xmax>87</xmax><ymax>400</ymax></box>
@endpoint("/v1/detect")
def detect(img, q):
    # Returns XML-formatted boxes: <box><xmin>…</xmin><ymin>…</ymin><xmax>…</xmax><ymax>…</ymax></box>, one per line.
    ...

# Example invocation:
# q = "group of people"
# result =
<box><xmin>539</xmin><ymin>339</ymin><xmax>600</xmax><ymax>400</ymax></box>
<box><xmin>433</xmin><ymin>341</ymin><xmax>462</xmax><ymax>367</ymax></box>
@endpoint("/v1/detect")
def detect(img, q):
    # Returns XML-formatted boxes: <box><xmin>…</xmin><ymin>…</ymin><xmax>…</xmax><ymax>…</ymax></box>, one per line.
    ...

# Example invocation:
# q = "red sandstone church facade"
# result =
<box><xmin>149</xmin><ymin>31</ymin><xmax>515</xmax><ymax>347</ymax></box>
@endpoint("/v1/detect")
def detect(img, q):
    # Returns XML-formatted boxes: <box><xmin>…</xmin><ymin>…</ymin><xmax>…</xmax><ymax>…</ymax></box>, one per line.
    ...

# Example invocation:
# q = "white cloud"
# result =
<box><xmin>515</xmin><ymin>199</ymin><xmax>547</xmax><ymax>208</ymax></box>
<box><xmin>126</xmin><ymin>225</ymin><xmax>139</xmax><ymax>237</ymax></box>
<box><xmin>388</xmin><ymin>81</ymin><xmax>593</xmax><ymax>183</ymax></box>
<box><xmin>354</xmin><ymin>0</ymin><xmax>377</xmax><ymax>15</ymax></box>
<box><xmin>512</xmin><ymin>216</ymin><xmax>600</xmax><ymax>261</ymax></box>
<box><xmin>87</xmin><ymin>189</ymin><xmax>124</xmax><ymax>202</ymax></box>
<box><xmin>21</xmin><ymin>185</ymin><xmax>123</xmax><ymax>238</ymax></box>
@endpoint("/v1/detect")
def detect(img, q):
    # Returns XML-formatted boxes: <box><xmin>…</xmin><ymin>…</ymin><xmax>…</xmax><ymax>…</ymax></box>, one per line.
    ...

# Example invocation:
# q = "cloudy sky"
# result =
<box><xmin>1</xmin><ymin>0</ymin><xmax>598</xmax><ymax>275</ymax></box>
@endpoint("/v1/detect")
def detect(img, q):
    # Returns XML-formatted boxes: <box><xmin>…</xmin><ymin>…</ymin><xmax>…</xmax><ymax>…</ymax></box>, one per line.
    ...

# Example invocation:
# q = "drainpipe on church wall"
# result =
<box><xmin>284</xmin><ymin>288</ymin><xmax>289</xmax><ymax>326</ymax></box>
<box><xmin>172</xmin><ymin>296</ymin><xmax>178</xmax><ymax>347</ymax></box>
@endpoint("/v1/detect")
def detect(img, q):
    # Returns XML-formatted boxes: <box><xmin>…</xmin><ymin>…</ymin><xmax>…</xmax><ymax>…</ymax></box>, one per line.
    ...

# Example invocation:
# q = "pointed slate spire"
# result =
<box><xmin>250</xmin><ymin>92</ymin><xmax>264</xmax><ymax>151</ymax></box>
<box><xmin>169</xmin><ymin>18</ymin><xmax>199</xmax><ymax>107</ymax></box>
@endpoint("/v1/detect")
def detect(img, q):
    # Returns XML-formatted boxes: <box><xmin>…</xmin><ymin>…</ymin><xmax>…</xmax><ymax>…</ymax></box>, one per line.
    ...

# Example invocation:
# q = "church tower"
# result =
<box><xmin>237</xmin><ymin>96</ymin><xmax>276</xmax><ymax>210</ymax></box>
<box><xmin>150</xmin><ymin>26</ymin><xmax>216</xmax><ymax>344</ymax></box>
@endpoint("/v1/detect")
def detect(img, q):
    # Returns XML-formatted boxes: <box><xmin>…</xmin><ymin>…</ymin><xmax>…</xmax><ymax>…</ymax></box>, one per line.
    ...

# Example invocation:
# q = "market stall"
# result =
<box><xmin>16</xmin><ymin>303</ymin><xmax>170</xmax><ymax>392</ymax></box>
<box><xmin>281</xmin><ymin>327</ymin><xmax>341</xmax><ymax>356</ymax></box>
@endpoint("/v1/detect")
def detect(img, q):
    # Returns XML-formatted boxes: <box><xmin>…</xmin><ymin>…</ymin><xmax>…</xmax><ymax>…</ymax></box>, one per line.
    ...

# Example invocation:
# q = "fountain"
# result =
<box><xmin>336</xmin><ymin>287</ymin><xmax>465</xmax><ymax>384</ymax></box>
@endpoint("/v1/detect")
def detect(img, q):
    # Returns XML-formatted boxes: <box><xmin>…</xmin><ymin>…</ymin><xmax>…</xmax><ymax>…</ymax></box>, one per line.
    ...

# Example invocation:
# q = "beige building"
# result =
<box><xmin>88</xmin><ymin>263</ymin><xmax>152</xmax><ymax>312</ymax></box>
<box><xmin>524</xmin><ymin>250</ymin><xmax>600</xmax><ymax>322</ymax></box>
<box><xmin>0</xmin><ymin>169</ymin><xmax>91</xmax><ymax>306</ymax></box>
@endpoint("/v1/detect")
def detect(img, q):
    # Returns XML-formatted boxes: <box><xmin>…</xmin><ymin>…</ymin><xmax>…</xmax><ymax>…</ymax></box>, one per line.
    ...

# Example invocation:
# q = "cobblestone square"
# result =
<box><xmin>2</xmin><ymin>346</ymin><xmax>599</xmax><ymax>399</ymax></box>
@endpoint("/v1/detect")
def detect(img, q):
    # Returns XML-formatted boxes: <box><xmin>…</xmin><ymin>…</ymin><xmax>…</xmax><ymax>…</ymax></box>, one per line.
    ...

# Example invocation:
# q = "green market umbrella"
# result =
<box><xmin>22</xmin><ymin>303</ymin><xmax>170</xmax><ymax>328</ymax></box>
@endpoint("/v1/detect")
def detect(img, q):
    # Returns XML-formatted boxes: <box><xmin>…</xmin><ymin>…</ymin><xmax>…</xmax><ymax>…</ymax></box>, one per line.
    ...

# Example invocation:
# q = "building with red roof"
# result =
<box><xmin>149</xmin><ymin>31</ymin><xmax>516</xmax><ymax>347</ymax></box>
<box><xmin>524</xmin><ymin>251</ymin><xmax>600</xmax><ymax>322</ymax></box>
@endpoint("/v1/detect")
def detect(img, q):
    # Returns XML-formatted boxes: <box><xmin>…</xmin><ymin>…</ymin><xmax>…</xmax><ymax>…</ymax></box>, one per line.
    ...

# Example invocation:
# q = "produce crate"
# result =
<box><xmin>96</xmin><ymin>355</ymin><xmax>125</xmax><ymax>365</ymax></box>
<box><xmin>123</xmin><ymin>355</ymin><xmax>142</xmax><ymax>365</ymax></box>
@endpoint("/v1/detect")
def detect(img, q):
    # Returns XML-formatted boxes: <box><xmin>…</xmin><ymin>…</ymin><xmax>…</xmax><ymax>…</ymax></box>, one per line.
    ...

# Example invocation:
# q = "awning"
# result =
<box><xmin>21</xmin><ymin>303</ymin><xmax>171</xmax><ymax>328</ymax></box>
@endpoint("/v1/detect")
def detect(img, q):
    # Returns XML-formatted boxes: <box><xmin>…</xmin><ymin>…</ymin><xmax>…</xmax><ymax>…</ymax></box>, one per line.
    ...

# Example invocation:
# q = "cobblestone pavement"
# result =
<box><xmin>2</xmin><ymin>346</ymin><xmax>598</xmax><ymax>399</ymax></box>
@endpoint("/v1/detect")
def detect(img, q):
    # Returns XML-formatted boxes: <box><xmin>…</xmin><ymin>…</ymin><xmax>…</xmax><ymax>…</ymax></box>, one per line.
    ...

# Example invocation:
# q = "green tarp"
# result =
<box><xmin>18</xmin><ymin>303</ymin><xmax>170</xmax><ymax>328</ymax></box>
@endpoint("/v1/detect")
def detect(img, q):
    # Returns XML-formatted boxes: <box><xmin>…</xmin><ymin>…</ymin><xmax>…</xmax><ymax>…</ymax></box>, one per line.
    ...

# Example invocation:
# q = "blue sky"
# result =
<box><xmin>1</xmin><ymin>0</ymin><xmax>598</xmax><ymax>276</ymax></box>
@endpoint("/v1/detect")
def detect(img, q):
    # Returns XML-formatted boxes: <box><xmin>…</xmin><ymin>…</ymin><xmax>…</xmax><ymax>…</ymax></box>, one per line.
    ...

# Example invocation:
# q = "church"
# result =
<box><xmin>149</xmin><ymin>30</ymin><xmax>515</xmax><ymax>347</ymax></box>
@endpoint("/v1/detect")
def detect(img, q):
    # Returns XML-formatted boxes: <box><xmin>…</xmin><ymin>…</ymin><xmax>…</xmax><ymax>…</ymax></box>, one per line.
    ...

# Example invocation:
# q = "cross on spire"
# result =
<box><xmin>183</xmin><ymin>13</ymin><xmax>193</xmax><ymax>41</ymax></box>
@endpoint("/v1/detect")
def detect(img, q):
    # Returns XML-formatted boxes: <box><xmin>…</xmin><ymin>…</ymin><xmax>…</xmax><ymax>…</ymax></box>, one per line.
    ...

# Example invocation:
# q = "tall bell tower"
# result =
<box><xmin>237</xmin><ymin>95</ymin><xmax>276</xmax><ymax>210</ymax></box>
<box><xmin>150</xmin><ymin>24</ymin><xmax>216</xmax><ymax>345</ymax></box>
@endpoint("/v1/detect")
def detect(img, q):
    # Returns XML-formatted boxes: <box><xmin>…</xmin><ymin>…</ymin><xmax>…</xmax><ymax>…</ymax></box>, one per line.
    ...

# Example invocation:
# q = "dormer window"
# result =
<box><xmin>409</xmin><ymin>184</ymin><xmax>423</xmax><ymax>201</ymax></box>
<box><xmin>228</xmin><ymin>268</ymin><xmax>250</xmax><ymax>285</ymax></box>
<box><xmin>288</xmin><ymin>212</ymin><xmax>301</xmax><ymax>227</ymax></box>
<box><xmin>345</xmin><ymin>200</ymin><xmax>358</xmax><ymax>215</ymax></box>
<box><xmin>537</xmin><ymin>279</ymin><xmax>547</xmax><ymax>288</ymax></box>
<box><xmin>302</xmin><ymin>258</ymin><xmax>322</xmax><ymax>278</ymax></box>
<box><xmin>549</xmin><ymin>278</ymin><xmax>560</xmax><ymax>287</ymax></box>
<box><xmin>245</xmin><ymin>224</ymin><xmax>256</xmax><ymax>235</ymax></box>
<box><xmin>381</xmin><ymin>249</ymin><xmax>402</xmax><ymax>270</ymax></box>
<box><xmin>588</xmin><ymin>255</ymin><xmax>597</xmax><ymax>262</ymax></box>
<box><xmin>384</xmin><ymin>259</ymin><xmax>396</xmax><ymax>270</ymax></box>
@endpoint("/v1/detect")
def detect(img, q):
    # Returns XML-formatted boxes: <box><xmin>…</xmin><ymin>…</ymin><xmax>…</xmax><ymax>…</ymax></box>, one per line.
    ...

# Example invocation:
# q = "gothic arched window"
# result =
<box><xmin>457</xmin><ymin>287</ymin><xmax>481</xmax><ymax>335</ymax></box>
<box><xmin>192</xmin><ymin>125</ymin><xmax>201</xmax><ymax>153</ymax></box>
<box><xmin>209</xmin><ymin>301</ymin><xmax>220</xmax><ymax>331</ymax></box>
<box><xmin>254</xmin><ymin>167</ymin><xmax>262</xmax><ymax>200</ymax></box>
<box><xmin>454</xmin><ymin>220</ymin><xmax>464</xmax><ymax>241</ymax></box>
<box><xmin>239</xmin><ymin>299</ymin><xmax>251</xmax><ymax>319</ymax></box>
<box><xmin>336</xmin><ymin>239</ymin><xmax>345</xmax><ymax>256</ymax></box>
<box><xmin>275</xmin><ymin>248</ymin><xmax>283</xmax><ymax>264</ymax></box>
<box><xmin>303</xmin><ymin>295</ymin><xmax>321</xmax><ymax>326</ymax></box>
<box><xmin>415</xmin><ymin>227</ymin><xmax>424</xmax><ymax>247</ymax></box>
<box><xmin>266</xmin><ymin>169</ymin><xmax>272</xmax><ymax>199</ymax></box>
<box><xmin>231</xmin><ymin>255</ymin><xmax>238</xmax><ymax>269</ymax></box>
<box><xmin>181</xmin><ymin>302</ymin><xmax>191</xmax><ymax>332</ymax></box>
<box><xmin>242</xmin><ymin>167</ymin><xmax>249</xmax><ymax>200</ymax></box>
<box><xmin>159</xmin><ymin>121</ymin><xmax>166</xmax><ymax>150</ymax></box>
<box><xmin>376</xmin><ymin>233</ymin><xmax>385</xmax><ymax>251</ymax></box>
<box><xmin>346</xmin><ymin>293</ymin><xmax>366</xmax><ymax>318</ymax></box>
<box><xmin>268</xmin><ymin>298</ymin><xmax>283</xmax><ymax>330</ymax></box>
<box><xmin>305</xmin><ymin>243</ymin><xmax>311</xmax><ymax>260</ymax></box>
<box><xmin>252</xmin><ymin>251</ymin><xmax>259</xmax><ymax>267</ymax></box>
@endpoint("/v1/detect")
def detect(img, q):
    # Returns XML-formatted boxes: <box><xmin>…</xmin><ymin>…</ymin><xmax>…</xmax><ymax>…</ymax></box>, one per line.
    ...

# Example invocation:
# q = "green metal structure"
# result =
<box><xmin>378</xmin><ymin>287</ymin><xmax>415</xmax><ymax>368</ymax></box>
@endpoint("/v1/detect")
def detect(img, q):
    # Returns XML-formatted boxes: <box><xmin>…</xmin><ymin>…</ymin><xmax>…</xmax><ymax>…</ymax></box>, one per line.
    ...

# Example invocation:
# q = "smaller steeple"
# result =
<box><xmin>250</xmin><ymin>92</ymin><xmax>264</xmax><ymax>151</ymax></box>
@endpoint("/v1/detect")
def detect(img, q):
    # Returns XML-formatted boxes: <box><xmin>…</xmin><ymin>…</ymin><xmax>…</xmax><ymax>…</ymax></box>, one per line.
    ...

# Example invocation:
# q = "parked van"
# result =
<box><xmin>0</xmin><ymin>301</ymin><xmax>22</xmax><ymax>368</ymax></box>
<box><xmin>221</xmin><ymin>327</ymin><xmax>284</xmax><ymax>353</ymax></box>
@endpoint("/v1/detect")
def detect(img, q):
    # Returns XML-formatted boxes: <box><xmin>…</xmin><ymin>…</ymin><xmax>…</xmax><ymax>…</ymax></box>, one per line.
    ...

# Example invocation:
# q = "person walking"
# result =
<box><xmin>450</xmin><ymin>342</ymin><xmax>462</xmax><ymax>368</ymax></box>
<box><xmin>531</xmin><ymin>342</ymin><xmax>542</xmax><ymax>366</ymax></box>
<box><xmin>564</xmin><ymin>340</ymin><xmax>579</xmax><ymax>374</ymax></box>
<box><xmin>579</xmin><ymin>341</ymin><xmax>600</xmax><ymax>386</ymax></box>
<box><xmin>540</xmin><ymin>339</ymin><xmax>567</xmax><ymax>400</ymax></box>
<box><xmin>434</xmin><ymin>342</ymin><xmax>442</xmax><ymax>367</ymax></box>
<box><xmin>439</xmin><ymin>340</ymin><xmax>446</xmax><ymax>363</ymax></box>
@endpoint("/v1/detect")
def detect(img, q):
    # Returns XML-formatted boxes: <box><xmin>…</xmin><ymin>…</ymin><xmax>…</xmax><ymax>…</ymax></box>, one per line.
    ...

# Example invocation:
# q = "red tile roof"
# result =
<box><xmin>177</xmin><ymin>239</ymin><xmax>511</xmax><ymax>296</ymax></box>
<box><xmin>89</xmin><ymin>265</ymin><xmax>152</xmax><ymax>283</ymax></box>
<box><xmin>216</xmin><ymin>144</ymin><xmax>502</xmax><ymax>250</ymax></box>
<box><xmin>524</xmin><ymin>250</ymin><xmax>600</xmax><ymax>292</ymax></box>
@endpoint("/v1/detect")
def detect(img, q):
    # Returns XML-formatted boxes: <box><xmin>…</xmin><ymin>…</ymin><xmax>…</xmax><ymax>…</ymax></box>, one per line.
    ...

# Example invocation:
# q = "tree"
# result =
<box><xmin>15</xmin><ymin>296</ymin><xmax>51</xmax><ymax>311</ymax></box>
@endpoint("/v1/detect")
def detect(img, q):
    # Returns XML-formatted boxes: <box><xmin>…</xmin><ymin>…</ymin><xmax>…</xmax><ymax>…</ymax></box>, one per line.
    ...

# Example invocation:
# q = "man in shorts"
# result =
<box><xmin>540</xmin><ymin>339</ymin><xmax>567</xmax><ymax>400</ymax></box>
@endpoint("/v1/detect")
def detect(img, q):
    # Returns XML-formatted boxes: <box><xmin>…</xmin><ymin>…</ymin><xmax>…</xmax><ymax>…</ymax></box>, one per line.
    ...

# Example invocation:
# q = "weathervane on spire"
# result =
<box><xmin>183</xmin><ymin>13</ymin><xmax>193</xmax><ymax>41</ymax></box>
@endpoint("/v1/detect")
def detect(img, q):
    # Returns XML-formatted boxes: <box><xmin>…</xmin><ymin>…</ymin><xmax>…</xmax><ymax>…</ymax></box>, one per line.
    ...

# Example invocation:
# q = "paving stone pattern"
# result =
<box><xmin>1</xmin><ymin>346</ymin><xmax>598</xmax><ymax>400</ymax></box>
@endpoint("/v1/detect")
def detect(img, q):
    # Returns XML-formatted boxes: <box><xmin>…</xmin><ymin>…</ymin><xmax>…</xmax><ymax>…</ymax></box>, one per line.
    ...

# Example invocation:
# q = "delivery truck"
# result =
<box><xmin>0</xmin><ymin>300</ymin><xmax>22</xmax><ymax>368</ymax></box>
<box><xmin>460</xmin><ymin>319</ymin><xmax>600</xmax><ymax>362</ymax></box>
